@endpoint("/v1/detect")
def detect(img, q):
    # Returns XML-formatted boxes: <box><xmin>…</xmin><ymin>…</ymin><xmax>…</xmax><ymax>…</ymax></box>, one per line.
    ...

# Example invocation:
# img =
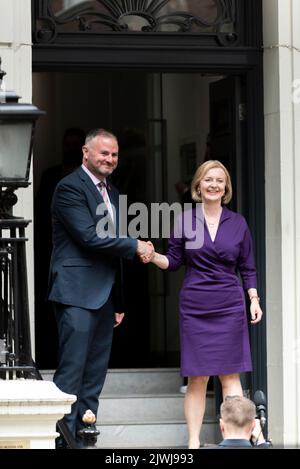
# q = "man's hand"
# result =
<box><xmin>114</xmin><ymin>312</ymin><xmax>125</xmax><ymax>328</ymax></box>
<box><xmin>140</xmin><ymin>241</ymin><xmax>155</xmax><ymax>264</ymax></box>
<box><xmin>137</xmin><ymin>240</ymin><xmax>154</xmax><ymax>263</ymax></box>
<box><xmin>251</xmin><ymin>418</ymin><xmax>266</xmax><ymax>444</ymax></box>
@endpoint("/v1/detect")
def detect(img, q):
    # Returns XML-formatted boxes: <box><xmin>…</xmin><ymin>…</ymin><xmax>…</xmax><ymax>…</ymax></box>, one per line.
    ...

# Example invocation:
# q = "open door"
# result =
<box><xmin>210</xmin><ymin>76</ymin><xmax>250</xmax><ymax>406</ymax></box>
<box><xmin>210</xmin><ymin>76</ymin><xmax>247</xmax><ymax>213</ymax></box>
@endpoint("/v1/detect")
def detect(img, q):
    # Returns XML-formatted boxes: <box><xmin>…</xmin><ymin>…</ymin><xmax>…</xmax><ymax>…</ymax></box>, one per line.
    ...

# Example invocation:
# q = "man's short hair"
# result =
<box><xmin>220</xmin><ymin>396</ymin><xmax>256</xmax><ymax>428</ymax></box>
<box><xmin>85</xmin><ymin>128</ymin><xmax>117</xmax><ymax>146</ymax></box>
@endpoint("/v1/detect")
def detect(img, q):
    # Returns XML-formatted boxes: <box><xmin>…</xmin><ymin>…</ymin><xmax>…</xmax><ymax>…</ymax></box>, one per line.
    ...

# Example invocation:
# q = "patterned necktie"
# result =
<box><xmin>98</xmin><ymin>181</ymin><xmax>114</xmax><ymax>222</ymax></box>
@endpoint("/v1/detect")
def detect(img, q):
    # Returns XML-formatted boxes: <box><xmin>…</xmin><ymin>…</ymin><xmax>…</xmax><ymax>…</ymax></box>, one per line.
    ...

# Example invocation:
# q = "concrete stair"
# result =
<box><xmin>41</xmin><ymin>368</ymin><xmax>219</xmax><ymax>449</ymax></box>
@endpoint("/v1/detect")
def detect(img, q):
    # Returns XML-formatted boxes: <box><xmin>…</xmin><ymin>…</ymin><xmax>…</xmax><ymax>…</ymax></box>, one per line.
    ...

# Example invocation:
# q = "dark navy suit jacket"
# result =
<box><xmin>218</xmin><ymin>438</ymin><xmax>270</xmax><ymax>448</ymax></box>
<box><xmin>48</xmin><ymin>166</ymin><xmax>137</xmax><ymax>310</ymax></box>
<box><xmin>218</xmin><ymin>438</ymin><xmax>253</xmax><ymax>448</ymax></box>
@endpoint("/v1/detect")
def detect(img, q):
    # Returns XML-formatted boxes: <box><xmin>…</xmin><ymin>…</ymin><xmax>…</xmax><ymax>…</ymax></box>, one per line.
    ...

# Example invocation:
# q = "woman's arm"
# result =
<box><xmin>238</xmin><ymin>220</ymin><xmax>263</xmax><ymax>324</ymax></box>
<box><xmin>151</xmin><ymin>251</ymin><xmax>169</xmax><ymax>270</ymax></box>
<box><xmin>140</xmin><ymin>212</ymin><xmax>187</xmax><ymax>270</ymax></box>
<box><xmin>139</xmin><ymin>242</ymin><xmax>169</xmax><ymax>269</ymax></box>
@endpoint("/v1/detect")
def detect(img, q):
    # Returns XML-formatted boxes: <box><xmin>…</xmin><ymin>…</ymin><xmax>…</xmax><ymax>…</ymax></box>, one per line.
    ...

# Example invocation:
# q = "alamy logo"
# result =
<box><xmin>96</xmin><ymin>195</ymin><xmax>205</xmax><ymax>250</ymax></box>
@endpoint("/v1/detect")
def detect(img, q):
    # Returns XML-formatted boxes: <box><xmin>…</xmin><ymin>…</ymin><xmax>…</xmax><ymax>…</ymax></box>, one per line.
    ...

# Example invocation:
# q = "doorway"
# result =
<box><xmin>33</xmin><ymin>71</ymin><xmax>246</xmax><ymax>370</ymax></box>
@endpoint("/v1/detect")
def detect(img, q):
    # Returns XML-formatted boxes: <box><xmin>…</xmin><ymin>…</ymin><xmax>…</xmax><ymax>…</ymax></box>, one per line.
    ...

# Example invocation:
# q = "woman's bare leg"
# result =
<box><xmin>219</xmin><ymin>373</ymin><xmax>243</xmax><ymax>399</ymax></box>
<box><xmin>184</xmin><ymin>376</ymin><xmax>210</xmax><ymax>449</ymax></box>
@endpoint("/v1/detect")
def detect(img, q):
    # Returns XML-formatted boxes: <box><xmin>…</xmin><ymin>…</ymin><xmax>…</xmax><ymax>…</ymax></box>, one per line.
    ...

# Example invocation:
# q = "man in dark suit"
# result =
<box><xmin>218</xmin><ymin>395</ymin><xmax>269</xmax><ymax>448</ymax></box>
<box><xmin>48</xmin><ymin>128</ymin><xmax>153</xmax><ymax>447</ymax></box>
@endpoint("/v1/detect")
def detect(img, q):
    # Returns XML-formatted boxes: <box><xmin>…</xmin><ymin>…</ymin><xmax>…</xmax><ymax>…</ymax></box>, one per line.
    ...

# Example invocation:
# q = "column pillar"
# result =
<box><xmin>0</xmin><ymin>380</ymin><xmax>76</xmax><ymax>449</ymax></box>
<box><xmin>264</xmin><ymin>0</ymin><xmax>300</xmax><ymax>447</ymax></box>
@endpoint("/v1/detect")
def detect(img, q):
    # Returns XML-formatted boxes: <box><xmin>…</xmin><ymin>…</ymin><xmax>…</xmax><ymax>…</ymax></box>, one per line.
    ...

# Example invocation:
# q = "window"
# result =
<box><xmin>48</xmin><ymin>0</ymin><xmax>235</xmax><ymax>33</ymax></box>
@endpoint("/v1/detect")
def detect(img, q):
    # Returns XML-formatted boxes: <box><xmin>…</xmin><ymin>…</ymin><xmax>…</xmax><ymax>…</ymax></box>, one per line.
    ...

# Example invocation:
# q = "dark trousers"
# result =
<box><xmin>53</xmin><ymin>298</ymin><xmax>114</xmax><ymax>438</ymax></box>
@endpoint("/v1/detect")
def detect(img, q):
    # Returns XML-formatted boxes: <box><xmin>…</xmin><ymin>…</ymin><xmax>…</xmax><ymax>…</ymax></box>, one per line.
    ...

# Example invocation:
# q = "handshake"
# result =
<box><xmin>137</xmin><ymin>240</ymin><xmax>155</xmax><ymax>264</ymax></box>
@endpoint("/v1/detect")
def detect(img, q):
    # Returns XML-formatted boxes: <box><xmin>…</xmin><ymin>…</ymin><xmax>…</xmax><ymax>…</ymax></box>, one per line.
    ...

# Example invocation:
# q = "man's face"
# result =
<box><xmin>82</xmin><ymin>135</ymin><xmax>119</xmax><ymax>179</ymax></box>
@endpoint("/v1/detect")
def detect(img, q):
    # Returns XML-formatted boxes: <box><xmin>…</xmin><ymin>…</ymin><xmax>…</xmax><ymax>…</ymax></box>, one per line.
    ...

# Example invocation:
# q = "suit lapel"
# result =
<box><xmin>77</xmin><ymin>167</ymin><xmax>102</xmax><ymax>205</ymax></box>
<box><xmin>76</xmin><ymin>167</ymin><xmax>120</xmax><ymax>228</ymax></box>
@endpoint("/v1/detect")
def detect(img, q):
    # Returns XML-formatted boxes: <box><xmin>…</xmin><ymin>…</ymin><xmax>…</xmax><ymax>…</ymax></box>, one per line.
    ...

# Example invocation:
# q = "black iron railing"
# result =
<box><xmin>0</xmin><ymin>218</ymin><xmax>36</xmax><ymax>379</ymax></box>
<box><xmin>0</xmin><ymin>216</ymin><xmax>78</xmax><ymax>448</ymax></box>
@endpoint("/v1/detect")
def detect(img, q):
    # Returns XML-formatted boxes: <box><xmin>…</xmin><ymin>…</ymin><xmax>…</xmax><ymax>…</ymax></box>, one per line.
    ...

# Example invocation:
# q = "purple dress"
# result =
<box><xmin>166</xmin><ymin>206</ymin><xmax>256</xmax><ymax>377</ymax></box>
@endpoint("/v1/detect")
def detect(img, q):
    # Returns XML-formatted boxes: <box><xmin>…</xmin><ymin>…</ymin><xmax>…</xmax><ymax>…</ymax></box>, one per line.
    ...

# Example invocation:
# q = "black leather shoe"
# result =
<box><xmin>77</xmin><ymin>425</ymin><xmax>100</xmax><ymax>447</ymax></box>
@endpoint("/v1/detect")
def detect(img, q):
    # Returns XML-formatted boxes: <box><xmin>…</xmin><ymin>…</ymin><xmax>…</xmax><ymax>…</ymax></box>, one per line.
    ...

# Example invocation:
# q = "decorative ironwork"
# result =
<box><xmin>0</xmin><ymin>218</ymin><xmax>36</xmax><ymax>379</ymax></box>
<box><xmin>34</xmin><ymin>0</ymin><xmax>237</xmax><ymax>45</ymax></box>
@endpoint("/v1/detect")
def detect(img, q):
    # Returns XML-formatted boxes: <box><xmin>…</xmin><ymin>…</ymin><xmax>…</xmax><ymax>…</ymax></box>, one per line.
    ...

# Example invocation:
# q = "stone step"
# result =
<box><xmin>99</xmin><ymin>394</ymin><xmax>184</xmax><ymax>423</ymax></box>
<box><xmin>41</xmin><ymin>369</ymin><xmax>219</xmax><ymax>448</ymax></box>
<box><xmin>96</xmin><ymin>419</ymin><xmax>219</xmax><ymax>449</ymax></box>
<box><xmin>42</xmin><ymin>368</ymin><xmax>183</xmax><ymax>395</ymax></box>
<box><xmin>98</xmin><ymin>392</ymin><xmax>216</xmax><ymax>423</ymax></box>
<box><xmin>101</xmin><ymin>368</ymin><xmax>183</xmax><ymax>395</ymax></box>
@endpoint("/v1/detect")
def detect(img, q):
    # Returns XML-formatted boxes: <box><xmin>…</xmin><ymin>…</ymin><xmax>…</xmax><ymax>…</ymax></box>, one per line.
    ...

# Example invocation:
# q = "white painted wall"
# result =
<box><xmin>264</xmin><ymin>0</ymin><xmax>300</xmax><ymax>447</ymax></box>
<box><xmin>0</xmin><ymin>0</ymin><xmax>35</xmax><ymax>352</ymax></box>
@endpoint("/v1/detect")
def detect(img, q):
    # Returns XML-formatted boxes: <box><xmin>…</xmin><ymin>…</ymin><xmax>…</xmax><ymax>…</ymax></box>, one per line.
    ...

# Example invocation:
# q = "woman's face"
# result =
<box><xmin>199</xmin><ymin>167</ymin><xmax>226</xmax><ymax>204</ymax></box>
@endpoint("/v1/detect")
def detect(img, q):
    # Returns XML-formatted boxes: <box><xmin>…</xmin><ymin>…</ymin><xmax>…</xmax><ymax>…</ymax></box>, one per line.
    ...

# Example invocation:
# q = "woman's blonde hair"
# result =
<box><xmin>191</xmin><ymin>160</ymin><xmax>232</xmax><ymax>205</ymax></box>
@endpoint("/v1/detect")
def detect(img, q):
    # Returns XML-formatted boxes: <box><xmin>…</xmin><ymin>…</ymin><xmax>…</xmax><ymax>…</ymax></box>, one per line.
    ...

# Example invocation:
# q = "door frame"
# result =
<box><xmin>32</xmin><ymin>4</ymin><xmax>266</xmax><ymax>396</ymax></box>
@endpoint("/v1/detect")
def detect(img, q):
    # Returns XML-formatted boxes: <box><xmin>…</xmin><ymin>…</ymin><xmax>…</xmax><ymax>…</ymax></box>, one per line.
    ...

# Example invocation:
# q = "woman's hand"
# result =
<box><xmin>250</xmin><ymin>299</ymin><xmax>263</xmax><ymax>324</ymax></box>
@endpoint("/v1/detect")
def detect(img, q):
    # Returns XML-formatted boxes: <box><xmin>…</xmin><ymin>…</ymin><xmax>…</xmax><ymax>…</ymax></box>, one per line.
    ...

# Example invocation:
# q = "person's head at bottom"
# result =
<box><xmin>220</xmin><ymin>395</ymin><xmax>256</xmax><ymax>441</ymax></box>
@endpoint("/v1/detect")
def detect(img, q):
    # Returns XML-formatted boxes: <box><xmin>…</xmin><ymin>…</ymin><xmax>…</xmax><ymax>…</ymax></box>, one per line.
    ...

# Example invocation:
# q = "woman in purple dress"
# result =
<box><xmin>145</xmin><ymin>160</ymin><xmax>263</xmax><ymax>449</ymax></box>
